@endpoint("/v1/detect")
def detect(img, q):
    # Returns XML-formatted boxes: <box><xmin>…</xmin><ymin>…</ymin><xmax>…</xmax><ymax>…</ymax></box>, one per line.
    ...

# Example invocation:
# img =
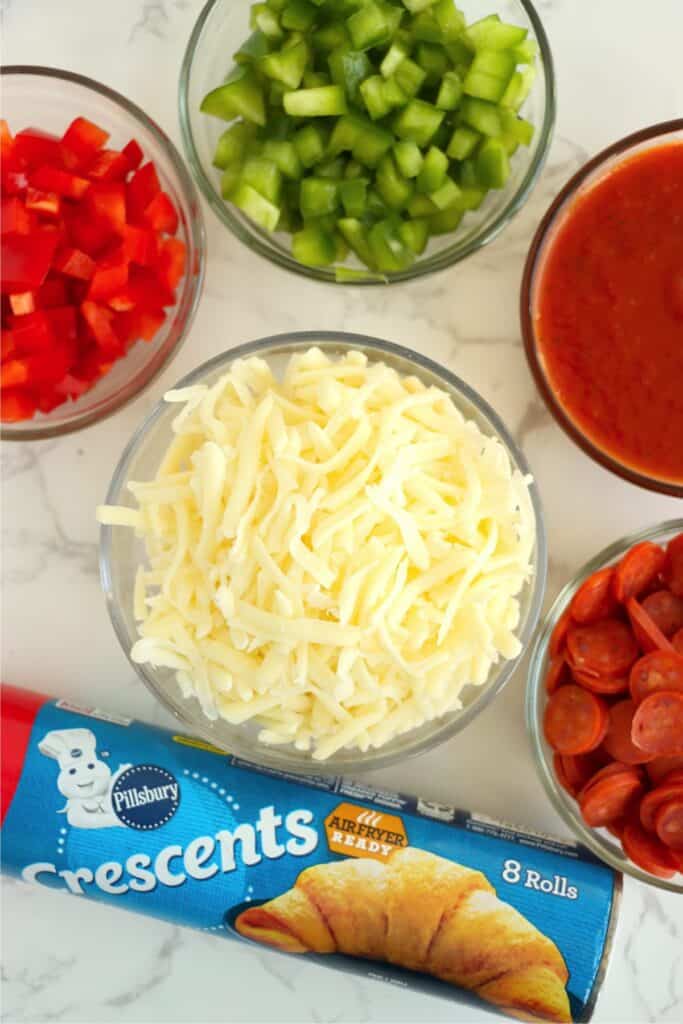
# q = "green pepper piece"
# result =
<box><xmin>399</xmin><ymin>217</ymin><xmax>429</xmax><ymax>254</ymax></box>
<box><xmin>476</xmin><ymin>137</ymin><xmax>510</xmax><ymax>188</ymax></box>
<box><xmin>407</xmin><ymin>193</ymin><xmax>436</xmax><ymax>217</ymax></box>
<box><xmin>444</xmin><ymin>37</ymin><xmax>472</xmax><ymax>70</ymax></box>
<box><xmin>368</xmin><ymin>218</ymin><xmax>414</xmax><ymax>271</ymax></box>
<box><xmin>234</xmin><ymin>31</ymin><xmax>272</xmax><ymax>65</ymax></box>
<box><xmin>213</xmin><ymin>122</ymin><xmax>258</xmax><ymax>169</ymax></box>
<box><xmin>347</xmin><ymin>2</ymin><xmax>391</xmax><ymax>50</ymax></box>
<box><xmin>231</xmin><ymin>182</ymin><xmax>281</xmax><ymax>230</ymax></box>
<box><xmin>429</xmin><ymin>175</ymin><xmax>461</xmax><ymax>209</ymax></box>
<box><xmin>416</xmin><ymin>145</ymin><xmax>448</xmax><ymax>193</ymax></box>
<box><xmin>429</xmin><ymin>204</ymin><xmax>463</xmax><ymax>234</ymax></box>
<box><xmin>463</xmin><ymin>49</ymin><xmax>516</xmax><ymax>102</ymax></box>
<box><xmin>416</xmin><ymin>42</ymin><xmax>448</xmax><ymax>85</ymax></box>
<box><xmin>500</xmin><ymin>110</ymin><xmax>534</xmax><ymax>146</ymax></box>
<box><xmin>337</xmin><ymin>217</ymin><xmax>376</xmax><ymax>269</ymax></box>
<box><xmin>303</xmin><ymin>70</ymin><xmax>331</xmax><ymax>88</ymax></box>
<box><xmin>284</xmin><ymin>84</ymin><xmax>347</xmax><ymax>116</ymax></box>
<box><xmin>393</xmin><ymin>140</ymin><xmax>424</xmax><ymax>178</ymax></box>
<box><xmin>402</xmin><ymin>0</ymin><xmax>438</xmax><ymax>13</ymax></box>
<box><xmin>457</xmin><ymin>185</ymin><xmax>485</xmax><ymax>209</ymax></box>
<box><xmin>410</xmin><ymin>10</ymin><xmax>442</xmax><ymax>43</ymax></box>
<box><xmin>394</xmin><ymin>99</ymin><xmax>444</xmax><ymax>146</ymax></box>
<box><xmin>376</xmin><ymin>153</ymin><xmax>414</xmax><ymax>209</ymax></box>
<box><xmin>294</xmin><ymin>123</ymin><xmax>329</xmax><ymax>166</ymax></box>
<box><xmin>460</xmin><ymin>96</ymin><xmax>502</xmax><ymax>136</ymax></box>
<box><xmin>292</xmin><ymin>223</ymin><xmax>337</xmax><ymax>265</ymax></box>
<box><xmin>393</xmin><ymin>58</ymin><xmax>426</xmax><ymax>97</ymax></box>
<box><xmin>241</xmin><ymin>156</ymin><xmax>283</xmax><ymax>204</ymax></box>
<box><xmin>511</xmin><ymin>38</ymin><xmax>538</xmax><ymax>64</ymax></box>
<box><xmin>380</xmin><ymin>40</ymin><xmax>410</xmax><ymax>77</ymax></box>
<box><xmin>300</xmin><ymin>177</ymin><xmax>339</xmax><ymax>218</ymax></box>
<box><xmin>200</xmin><ymin>68</ymin><xmax>266</xmax><ymax>126</ymax></box>
<box><xmin>261</xmin><ymin>139</ymin><xmax>303</xmax><ymax>179</ymax></box>
<box><xmin>317</xmin><ymin>157</ymin><xmax>347</xmax><ymax>178</ymax></box>
<box><xmin>432</xmin><ymin>0</ymin><xmax>465</xmax><ymax>41</ymax></box>
<box><xmin>436</xmin><ymin>69</ymin><xmax>463</xmax><ymax>110</ymax></box>
<box><xmin>313</xmin><ymin>22</ymin><xmax>350</xmax><ymax>52</ymax></box>
<box><xmin>339</xmin><ymin>177</ymin><xmax>368</xmax><ymax>217</ymax></box>
<box><xmin>345</xmin><ymin>159</ymin><xmax>364</xmax><ymax>178</ymax></box>
<box><xmin>220</xmin><ymin>164</ymin><xmax>242</xmax><ymax>198</ymax></box>
<box><xmin>463</xmin><ymin>15</ymin><xmax>527</xmax><ymax>51</ymax></box>
<box><xmin>328</xmin><ymin>113</ymin><xmax>363</xmax><ymax>156</ymax></box>
<box><xmin>328</xmin><ymin>48</ymin><xmax>372</xmax><ymax>105</ymax></box>
<box><xmin>281</xmin><ymin>0</ymin><xmax>318</xmax><ymax>31</ymax></box>
<box><xmin>251</xmin><ymin>3</ymin><xmax>284</xmax><ymax>40</ymax></box>
<box><xmin>352</xmin><ymin>118</ymin><xmax>394</xmax><ymax>167</ymax></box>
<box><xmin>360</xmin><ymin>74</ymin><xmax>393</xmax><ymax>120</ymax></box>
<box><xmin>446</xmin><ymin>125</ymin><xmax>479</xmax><ymax>159</ymax></box>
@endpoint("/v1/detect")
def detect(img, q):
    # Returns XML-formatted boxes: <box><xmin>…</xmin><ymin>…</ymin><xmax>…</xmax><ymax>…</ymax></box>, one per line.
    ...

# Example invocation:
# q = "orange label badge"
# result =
<box><xmin>324</xmin><ymin>802</ymin><xmax>408</xmax><ymax>862</ymax></box>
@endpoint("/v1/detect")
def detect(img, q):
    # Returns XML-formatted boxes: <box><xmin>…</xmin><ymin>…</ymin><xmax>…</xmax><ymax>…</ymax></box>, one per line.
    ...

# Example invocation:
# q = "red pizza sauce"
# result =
<box><xmin>533</xmin><ymin>141</ymin><xmax>683</xmax><ymax>484</ymax></box>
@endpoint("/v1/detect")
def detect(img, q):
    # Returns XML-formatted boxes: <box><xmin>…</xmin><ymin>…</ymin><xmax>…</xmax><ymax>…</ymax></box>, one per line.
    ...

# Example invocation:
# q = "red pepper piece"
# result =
<box><xmin>128</xmin><ymin>265</ymin><xmax>175</xmax><ymax>310</ymax></box>
<box><xmin>53</xmin><ymin>246</ymin><xmax>96</xmax><ymax>281</ymax></box>
<box><xmin>126</xmin><ymin>162</ymin><xmax>161</xmax><ymax>222</ymax></box>
<box><xmin>0</xmin><ymin>388</ymin><xmax>37</xmax><ymax>422</ymax></box>
<box><xmin>122</xmin><ymin>223</ymin><xmax>158</xmax><ymax>266</ymax></box>
<box><xmin>37</xmin><ymin>277</ymin><xmax>68</xmax><ymax>308</ymax></box>
<box><xmin>1</xmin><ymin>197</ymin><xmax>32</xmax><ymax>236</ymax></box>
<box><xmin>80</xmin><ymin>300</ymin><xmax>122</xmax><ymax>355</ymax></box>
<box><xmin>1</xmin><ymin>330</ymin><xmax>17</xmax><ymax>361</ymax></box>
<box><xmin>86</xmin><ymin>149</ymin><xmax>131</xmax><ymax>182</ymax></box>
<box><xmin>88</xmin><ymin>257</ymin><xmax>129</xmax><ymax>302</ymax></box>
<box><xmin>65</xmin><ymin>210</ymin><xmax>115</xmax><ymax>258</ymax></box>
<box><xmin>45</xmin><ymin>306</ymin><xmax>78</xmax><ymax>344</ymax></box>
<box><xmin>1</xmin><ymin>169</ymin><xmax>29</xmax><ymax>196</ymax></box>
<box><xmin>30</xmin><ymin>165</ymin><xmax>90</xmax><ymax>200</ymax></box>
<box><xmin>86</xmin><ymin>183</ymin><xmax>127</xmax><ymax>234</ymax></box>
<box><xmin>8</xmin><ymin>292</ymin><xmax>36</xmax><ymax>316</ymax></box>
<box><xmin>10</xmin><ymin>310</ymin><xmax>55</xmax><ymax>352</ymax></box>
<box><xmin>1</xmin><ymin>230</ymin><xmax>59</xmax><ymax>293</ymax></box>
<box><xmin>25</xmin><ymin>188</ymin><xmax>61</xmax><ymax>218</ymax></box>
<box><xmin>122</xmin><ymin>139</ymin><xmax>144</xmax><ymax>170</ymax></box>
<box><xmin>114</xmin><ymin>307</ymin><xmax>165</xmax><ymax>344</ymax></box>
<box><xmin>1</xmin><ymin>358</ymin><xmax>30</xmax><ymax>388</ymax></box>
<box><xmin>157</xmin><ymin>237</ymin><xmax>186</xmax><ymax>291</ymax></box>
<box><xmin>61</xmin><ymin>117</ymin><xmax>109</xmax><ymax>170</ymax></box>
<box><xmin>14</xmin><ymin>128</ymin><xmax>63</xmax><ymax>169</ymax></box>
<box><xmin>143</xmin><ymin>191</ymin><xmax>178</xmax><ymax>234</ymax></box>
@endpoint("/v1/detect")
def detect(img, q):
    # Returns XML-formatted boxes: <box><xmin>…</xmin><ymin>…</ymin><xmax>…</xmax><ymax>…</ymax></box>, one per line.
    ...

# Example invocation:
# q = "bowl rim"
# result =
<box><xmin>520</xmin><ymin>118</ymin><xmax>683</xmax><ymax>497</ymax></box>
<box><xmin>1</xmin><ymin>64</ymin><xmax>207</xmax><ymax>441</ymax></box>
<box><xmin>178</xmin><ymin>0</ymin><xmax>556</xmax><ymax>286</ymax></box>
<box><xmin>526</xmin><ymin>517</ymin><xmax>683</xmax><ymax>893</ymax></box>
<box><xmin>100</xmin><ymin>330</ymin><xmax>548</xmax><ymax>772</ymax></box>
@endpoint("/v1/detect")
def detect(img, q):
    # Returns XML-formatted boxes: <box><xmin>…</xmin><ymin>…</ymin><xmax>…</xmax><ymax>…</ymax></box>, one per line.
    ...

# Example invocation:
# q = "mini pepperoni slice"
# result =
<box><xmin>622</xmin><ymin>820</ymin><xmax>678</xmax><ymax>878</ymax></box>
<box><xmin>567</xmin><ymin>618</ymin><xmax>639</xmax><ymax>678</ymax></box>
<box><xmin>578</xmin><ymin>761</ymin><xmax>642</xmax><ymax>802</ymax></box>
<box><xmin>579</xmin><ymin>772</ymin><xmax>644</xmax><ymax>827</ymax></box>
<box><xmin>663</xmin><ymin>533</ymin><xmax>683</xmax><ymax>598</ymax></box>
<box><xmin>641</xmin><ymin>590</ymin><xmax>683</xmax><ymax>638</ymax></box>
<box><xmin>570</xmin><ymin>568</ymin><xmax>617</xmax><ymax>625</ymax></box>
<box><xmin>629</xmin><ymin>651</ymin><xmax>683</xmax><ymax>703</ymax></box>
<box><xmin>659</xmin><ymin>768</ymin><xmax>683</xmax><ymax>787</ymax></box>
<box><xmin>626</xmin><ymin>598</ymin><xmax>675</xmax><ymax>655</ymax></box>
<box><xmin>640</xmin><ymin>782</ymin><xmax>683</xmax><ymax>831</ymax></box>
<box><xmin>550</xmin><ymin>608</ymin><xmax>572</xmax><ymax>658</ymax></box>
<box><xmin>544</xmin><ymin>685</ymin><xmax>609</xmax><ymax>755</ymax></box>
<box><xmin>655</xmin><ymin>799</ymin><xmax>683</xmax><ymax>851</ymax></box>
<box><xmin>559</xmin><ymin>751</ymin><xmax>606</xmax><ymax>795</ymax></box>
<box><xmin>545</xmin><ymin>656</ymin><xmax>570</xmax><ymax>695</ymax></box>
<box><xmin>647</xmin><ymin>755</ymin><xmax>683</xmax><ymax>785</ymax></box>
<box><xmin>607</xmin><ymin>818</ymin><xmax>626</xmax><ymax>840</ymax></box>
<box><xmin>613</xmin><ymin>541</ymin><xmax>667</xmax><ymax>603</ymax></box>
<box><xmin>603</xmin><ymin>699</ymin><xmax>655</xmax><ymax>765</ymax></box>
<box><xmin>572</xmin><ymin>668</ymin><xmax>629</xmax><ymax>696</ymax></box>
<box><xmin>673</xmin><ymin>628</ymin><xmax>683</xmax><ymax>655</ymax></box>
<box><xmin>631</xmin><ymin>691</ymin><xmax>683</xmax><ymax>756</ymax></box>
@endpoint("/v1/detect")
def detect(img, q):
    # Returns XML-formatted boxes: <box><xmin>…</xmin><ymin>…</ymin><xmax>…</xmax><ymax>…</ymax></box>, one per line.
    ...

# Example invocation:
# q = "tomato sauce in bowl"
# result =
<box><xmin>522</xmin><ymin>123</ymin><xmax>683</xmax><ymax>495</ymax></box>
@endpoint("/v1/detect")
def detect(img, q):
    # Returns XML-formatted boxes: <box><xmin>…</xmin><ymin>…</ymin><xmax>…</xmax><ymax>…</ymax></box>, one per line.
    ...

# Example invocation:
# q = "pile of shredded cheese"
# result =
<box><xmin>98</xmin><ymin>348</ymin><xmax>535</xmax><ymax>760</ymax></box>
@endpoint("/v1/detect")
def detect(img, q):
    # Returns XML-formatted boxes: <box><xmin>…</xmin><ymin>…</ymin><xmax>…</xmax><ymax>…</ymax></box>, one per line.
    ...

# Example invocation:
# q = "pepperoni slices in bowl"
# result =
<box><xmin>528</xmin><ymin>521</ymin><xmax>683</xmax><ymax>891</ymax></box>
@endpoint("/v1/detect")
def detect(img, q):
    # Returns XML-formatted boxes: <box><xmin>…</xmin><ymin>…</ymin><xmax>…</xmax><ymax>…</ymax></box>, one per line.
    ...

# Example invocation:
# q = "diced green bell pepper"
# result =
<box><xmin>500</xmin><ymin>65</ymin><xmax>535</xmax><ymax>110</ymax></box>
<box><xmin>368</xmin><ymin>218</ymin><xmax>414</xmax><ymax>271</ymax></box>
<box><xmin>281</xmin><ymin>0</ymin><xmax>317</xmax><ymax>31</ymax></box>
<box><xmin>231</xmin><ymin>182</ymin><xmax>281</xmax><ymax>230</ymax></box>
<box><xmin>463</xmin><ymin>15</ymin><xmax>527</xmax><ymax>51</ymax></box>
<box><xmin>407</xmin><ymin>193</ymin><xmax>436</xmax><ymax>217</ymax></box>
<box><xmin>416</xmin><ymin>42</ymin><xmax>448</xmax><ymax>84</ymax></box>
<box><xmin>394</xmin><ymin>99</ymin><xmax>444</xmax><ymax>146</ymax></box>
<box><xmin>416</xmin><ymin>145</ymin><xmax>448</xmax><ymax>192</ymax></box>
<box><xmin>261</xmin><ymin>139</ymin><xmax>303</xmax><ymax>179</ymax></box>
<box><xmin>399</xmin><ymin>217</ymin><xmax>429</xmax><ymax>254</ymax></box>
<box><xmin>463</xmin><ymin>48</ymin><xmax>516</xmax><ymax>102</ymax></box>
<box><xmin>380</xmin><ymin>40</ymin><xmax>410</xmax><ymax>77</ymax></box>
<box><xmin>317</xmin><ymin>156</ymin><xmax>347</xmax><ymax>177</ymax></box>
<box><xmin>328</xmin><ymin>48</ymin><xmax>372</xmax><ymax>105</ymax></box>
<box><xmin>446</xmin><ymin>125</ymin><xmax>479</xmax><ymax>159</ymax></box>
<box><xmin>284</xmin><ymin>84</ymin><xmax>347</xmax><ymax>116</ymax></box>
<box><xmin>402</xmin><ymin>0</ymin><xmax>438</xmax><ymax>14</ymax></box>
<box><xmin>200</xmin><ymin>68</ymin><xmax>266</xmax><ymax>126</ymax></box>
<box><xmin>393</xmin><ymin>57</ymin><xmax>426</xmax><ymax>97</ymax></box>
<box><xmin>393</xmin><ymin>140</ymin><xmax>424</xmax><ymax>178</ymax></box>
<box><xmin>410</xmin><ymin>10</ymin><xmax>442</xmax><ymax>43</ymax></box>
<box><xmin>313</xmin><ymin>22</ymin><xmax>350</xmax><ymax>51</ymax></box>
<box><xmin>376</xmin><ymin>154</ymin><xmax>414</xmax><ymax>208</ymax></box>
<box><xmin>436</xmin><ymin>69</ymin><xmax>463</xmax><ymax>110</ymax></box>
<box><xmin>234</xmin><ymin>31</ymin><xmax>272</xmax><ymax>65</ymax></box>
<box><xmin>212</xmin><ymin>122</ymin><xmax>257</xmax><ymax>169</ymax></box>
<box><xmin>429</xmin><ymin>175</ymin><xmax>461</xmax><ymax>209</ymax></box>
<box><xmin>476</xmin><ymin>137</ymin><xmax>510</xmax><ymax>188</ymax></box>
<box><xmin>429</xmin><ymin>204</ymin><xmax>463</xmax><ymax>234</ymax></box>
<box><xmin>432</xmin><ymin>0</ymin><xmax>465</xmax><ymax>41</ymax></box>
<box><xmin>339</xmin><ymin>177</ymin><xmax>368</xmax><ymax>217</ymax></box>
<box><xmin>460</xmin><ymin>96</ymin><xmax>503</xmax><ymax>136</ymax></box>
<box><xmin>347</xmin><ymin>2</ymin><xmax>392</xmax><ymax>50</ymax></box>
<box><xmin>241</xmin><ymin>156</ymin><xmax>283</xmax><ymax>204</ymax></box>
<box><xmin>303</xmin><ymin>70</ymin><xmax>331</xmax><ymax>87</ymax></box>
<box><xmin>294</xmin><ymin>123</ymin><xmax>329</xmax><ymax>166</ymax></box>
<box><xmin>292</xmin><ymin>223</ymin><xmax>337</xmax><ymax>265</ymax></box>
<box><xmin>251</xmin><ymin>3</ymin><xmax>284</xmax><ymax>40</ymax></box>
<box><xmin>300</xmin><ymin>177</ymin><xmax>339</xmax><ymax>217</ymax></box>
<box><xmin>360</xmin><ymin>74</ymin><xmax>393</xmax><ymax>120</ymax></box>
<box><xmin>512</xmin><ymin>38</ymin><xmax>538</xmax><ymax>64</ymax></box>
<box><xmin>220</xmin><ymin>165</ymin><xmax>242</xmax><ymax>198</ymax></box>
<box><xmin>338</xmin><ymin>217</ymin><xmax>375</xmax><ymax>269</ymax></box>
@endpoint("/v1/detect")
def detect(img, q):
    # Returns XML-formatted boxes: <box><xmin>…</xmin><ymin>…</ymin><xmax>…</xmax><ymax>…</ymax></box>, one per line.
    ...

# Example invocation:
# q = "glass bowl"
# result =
<box><xmin>520</xmin><ymin>119</ymin><xmax>683</xmax><ymax>497</ymax></box>
<box><xmin>100</xmin><ymin>331</ymin><xmax>547</xmax><ymax>772</ymax></box>
<box><xmin>1</xmin><ymin>66</ymin><xmax>206</xmax><ymax>441</ymax></box>
<box><xmin>526</xmin><ymin>519</ymin><xmax>683</xmax><ymax>894</ymax></box>
<box><xmin>179</xmin><ymin>0</ymin><xmax>556</xmax><ymax>284</ymax></box>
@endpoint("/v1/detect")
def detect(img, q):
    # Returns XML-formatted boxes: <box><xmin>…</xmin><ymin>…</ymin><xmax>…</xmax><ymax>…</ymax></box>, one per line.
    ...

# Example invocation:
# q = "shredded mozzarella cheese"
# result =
<box><xmin>97</xmin><ymin>348</ymin><xmax>536</xmax><ymax>760</ymax></box>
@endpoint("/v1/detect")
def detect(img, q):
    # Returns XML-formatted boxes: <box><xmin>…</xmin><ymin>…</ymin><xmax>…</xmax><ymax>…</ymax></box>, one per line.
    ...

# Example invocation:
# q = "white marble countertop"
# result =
<box><xmin>2</xmin><ymin>1</ymin><xmax>683</xmax><ymax>1021</ymax></box>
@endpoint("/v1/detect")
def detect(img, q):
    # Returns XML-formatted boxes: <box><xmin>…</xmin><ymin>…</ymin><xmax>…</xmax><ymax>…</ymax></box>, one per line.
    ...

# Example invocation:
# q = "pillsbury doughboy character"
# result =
<box><xmin>38</xmin><ymin>728</ymin><xmax>131</xmax><ymax>829</ymax></box>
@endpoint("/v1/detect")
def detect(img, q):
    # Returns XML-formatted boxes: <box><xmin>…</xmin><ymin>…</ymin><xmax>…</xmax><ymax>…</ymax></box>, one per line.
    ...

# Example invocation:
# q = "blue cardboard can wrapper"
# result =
<box><xmin>1</xmin><ymin>686</ymin><xmax>620</xmax><ymax>1023</ymax></box>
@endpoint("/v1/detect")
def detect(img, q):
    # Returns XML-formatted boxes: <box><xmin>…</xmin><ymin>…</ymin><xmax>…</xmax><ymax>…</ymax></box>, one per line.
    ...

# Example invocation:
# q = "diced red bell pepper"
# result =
<box><xmin>0</xmin><ymin>358</ymin><xmax>29</xmax><ymax>388</ymax></box>
<box><xmin>122</xmin><ymin>139</ymin><xmax>144</xmax><ymax>170</ymax></box>
<box><xmin>126</xmin><ymin>162</ymin><xmax>161</xmax><ymax>222</ymax></box>
<box><xmin>1</xmin><ymin>230</ymin><xmax>59</xmax><ymax>293</ymax></box>
<box><xmin>10</xmin><ymin>310</ymin><xmax>55</xmax><ymax>352</ymax></box>
<box><xmin>122</xmin><ymin>223</ymin><xmax>158</xmax><ymax>266</ymax></box>
<box><xmin>157</xmin><ymin>237</ymin><xmax>186</xmax><ymax>291</ymax></box>
<box><xmin>31</xmin><ymin>165</ymin><xmax>90</xmax><ymax>200</ymax></box>
<box><xmin>25</xmin><ymin>188</ymin><xmax>61</xmax><ymax>217</ymax></box>
<box><xmin>86</xmin><ymin>182</ymin><xmax>126</xmax><ymax>234</ymax></box>
<box><xmin>114</xmin><ymin>307</ymin><xmax>165</xmax><ymax>344</ymax></box>
<box><xmin>143</xmin><ymin>191</ymin><xmax>178</xmax><ymax>234</ymax></box>
<box><xmin>81</xmin><ymin>300</ymin><xmax>122</xmax><ymax>355</ymax></box>
<box><xmin>27</xmin><ymin>335</ymin><xmax>76</xmax><ymax>385</ymax></box>
<box><xmin>9</xmin><ymin>292</ymin><xmax>36</xmax><ymax>316</ymax></box>
<box><xmin>61</xmin><ymin>117</ymin><xmax>109</xmax><ymax>170</ymax></box>
<box><xmin>128</xmin><ymin>265</ymin><xmax>175</xmax><ymax>310</ymax></box>
<box><xmin>35</xmin><ymin>388</ymin><xmax>66</xmax><ymax>413</ymax></box>
<box><xmin>1</xmin><ymin>388</ymin><xmax>37</xmax><ymax>422</ymax></box>
<box><xmin>87</xmin><ymin>149</ymin><xmax>131</xmax><ymax>182</ymax></box>
<box><xmin>53</xmin><ymin>246</ymin><xmax>96</xmax><ymax>281</ymax></box>
<box><xmin>37</xmin><ymin>277</ymin><xmax>68</xmax><ymax>307</ymax></box>
<box><xmin>1</xmin><ymin>197</ymin><xmax>32</xmax><ymax>235</ymax></box>
<box><xmin>1</xmin><ymin>329</ymin><xmax>17</xmax><ymax>361</ymax></box>
<box><xmin>65</xmin><ymin>210</ymin><xmax>115</xmax><ymax>258</ymax></box>
<box><xmin>45</xmin><ymin>306</ymin><xmax>78</xmax><ymax>344</ymax></box>
<box><xmin>54</xmin><ymin>372</ymin><xmax>91</xmax><ymax>399</ymax></box>
<box><xmin>88</xmin><ymin>256</ymin><xmax>129</xmax><ymax>302</ymax></box>
<box><xmin>14</xmin><ymin>129</ymin><xmax>63</xmax><ymax>170</ymax></box>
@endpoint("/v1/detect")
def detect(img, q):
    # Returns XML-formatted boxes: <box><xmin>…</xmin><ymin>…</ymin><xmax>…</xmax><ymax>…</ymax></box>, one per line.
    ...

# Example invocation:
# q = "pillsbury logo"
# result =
<box><xmin>111</xmin><ymin>765</ymin><xmax>180</xmax><ymax>830</ymax></box>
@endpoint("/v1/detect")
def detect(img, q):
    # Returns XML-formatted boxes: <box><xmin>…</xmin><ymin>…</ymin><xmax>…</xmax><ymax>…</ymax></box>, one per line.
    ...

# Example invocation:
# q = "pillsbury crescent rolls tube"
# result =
<box><xmin>1</xmin><ymin>686</ymin><xmax>620</xmax><ymax>1023</ymax></box>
